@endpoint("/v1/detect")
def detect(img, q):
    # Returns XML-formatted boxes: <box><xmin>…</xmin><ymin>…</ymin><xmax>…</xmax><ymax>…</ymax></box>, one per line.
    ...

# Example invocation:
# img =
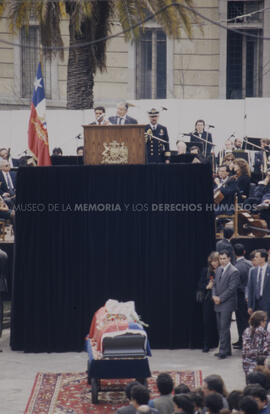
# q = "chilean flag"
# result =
<box><xmin>28</xmin><ymin>63</ymin><xmax>51</xmax><ymax>166</ymax></box>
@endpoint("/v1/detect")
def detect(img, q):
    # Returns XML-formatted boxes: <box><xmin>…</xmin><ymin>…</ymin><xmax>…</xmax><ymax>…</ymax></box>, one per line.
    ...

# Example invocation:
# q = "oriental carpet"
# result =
<box><xmin>24</xmin><ymin>370</ymin><xmax>202</xmax><ymax>414</ymax></box>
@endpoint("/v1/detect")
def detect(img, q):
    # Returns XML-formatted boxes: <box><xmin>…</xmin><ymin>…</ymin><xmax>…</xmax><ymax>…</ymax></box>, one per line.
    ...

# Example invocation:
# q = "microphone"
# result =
<box><xmin>75</xmin><ymin>133</ymin><xmax>82</xmax><ymax>140</ymax></box>
<box><xmin>161</xmin><ymin>106</ymin><xmax>168</xmax><ymax>111</ymax></box>
<box><xmin>182</xmin><ymin>133</ymin><xmax>191</xmax><ymax>136</ymax></box>
<box><xmin>208</xmin><ymin>124</ymin><xmax>215</xmax><ymax>128</ymax></box>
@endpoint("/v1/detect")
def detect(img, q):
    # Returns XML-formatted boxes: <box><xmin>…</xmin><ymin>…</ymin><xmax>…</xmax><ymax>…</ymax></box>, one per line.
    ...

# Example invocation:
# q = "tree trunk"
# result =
<box><xmin>66</xmin><ymin>19</ymin><xmax>94</xmax><ymax>109</ymax></box>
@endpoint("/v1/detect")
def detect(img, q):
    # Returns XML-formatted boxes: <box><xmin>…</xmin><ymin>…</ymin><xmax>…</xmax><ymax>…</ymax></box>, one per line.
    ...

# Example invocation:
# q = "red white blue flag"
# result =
<box><xmin>28</xmin><ymin>62</ymin><xmax>51</xmax><ymax>166</ymax></box>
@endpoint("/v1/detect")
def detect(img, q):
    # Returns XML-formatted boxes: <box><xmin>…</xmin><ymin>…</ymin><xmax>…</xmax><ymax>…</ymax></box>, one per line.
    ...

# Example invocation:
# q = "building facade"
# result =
<box><xmin>0</xmin><ymin>0</ymin><xmax>269</xmax><ymax>108</ymax></box>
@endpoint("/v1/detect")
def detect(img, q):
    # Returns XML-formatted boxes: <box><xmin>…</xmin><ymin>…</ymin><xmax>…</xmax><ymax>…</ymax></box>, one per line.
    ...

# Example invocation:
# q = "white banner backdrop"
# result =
<box><xmin>0</xmin><ymin>97</ymin><xmax>269</xmax><ymax>158</ymax></box>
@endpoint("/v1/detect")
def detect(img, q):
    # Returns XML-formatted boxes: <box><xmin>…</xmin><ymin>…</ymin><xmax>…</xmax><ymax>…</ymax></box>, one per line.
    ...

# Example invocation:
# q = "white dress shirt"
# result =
<box><xmin>3</xmin><ymin>171</ymin><xmax>13</xmax><ymax>190</ymax></box>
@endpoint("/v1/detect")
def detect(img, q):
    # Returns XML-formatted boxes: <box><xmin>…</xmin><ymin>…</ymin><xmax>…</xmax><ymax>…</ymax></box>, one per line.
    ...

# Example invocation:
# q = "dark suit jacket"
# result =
<box><xmin>248</xmin><ymin>265</ymin><xmax>270</xmax><ymax>313</ymax></box>
<box><xmin>109</xmin><ymin>115</ymin><xmax>138</xmax><ymax>125</ymax></box>
<box><xmin>234</xmin><ymin>257</ymin><xmax>252</xmax><ymax>292</ymax></box>
<box><xmin>254</xmin><ymin>183</ymin><xmax>270</xmax><ymax>203</ymax></box>
<box><xmin>145</xmin><ymin>124</ymin><xmax>169</xmax><ymax>163</ymax></box>
<box><xmin>254</xmin><ymin>151</ymin><xmax>264</xmax><ymax>175</ymax></box>
<box><xmin>236</xmin><ymin>174</ymin><xmax>251</xmax><ymax>199</ymax></box>
<box><xmin>219</xmin><ymin>178</ymin><xmax>238</xmax><ymax>207</ymax></box>
<box><xmin>0</xmin><ymin>170</ymin><xmax>16</xmax><ymax>195</ymax></box>
<box><xmin>190</xmin><ymin>131</ymin><xmax>213</xmax><ymax>156</ymax></box>
<box><xmin>212</xmin><ymin>263</ymin><xmax>240</xmax><ymax>312</ymax></box>
<box><xmin>117</xmin><ymin>405</ymin><xmax>136</xmax><ymax>414</ymax></box>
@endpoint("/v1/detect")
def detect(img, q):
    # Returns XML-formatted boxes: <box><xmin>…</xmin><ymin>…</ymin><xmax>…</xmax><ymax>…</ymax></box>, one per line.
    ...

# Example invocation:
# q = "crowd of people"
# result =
<box><xmin>197</xmin><ymin>235</ymin><xmax>270</xmax><ymax>370</ymax></box>
<box><xmin>115</xmin><ymin>370</ymin><xmax>270</xmax><ymax>414</ymax></box>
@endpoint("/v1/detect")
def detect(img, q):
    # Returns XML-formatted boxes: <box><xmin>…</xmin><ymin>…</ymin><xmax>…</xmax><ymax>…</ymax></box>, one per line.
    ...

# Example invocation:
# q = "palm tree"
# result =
<box><xmin>0</xmin><ymin>0</ymin><xmax>198</xmax><ymax>109</ymax></box>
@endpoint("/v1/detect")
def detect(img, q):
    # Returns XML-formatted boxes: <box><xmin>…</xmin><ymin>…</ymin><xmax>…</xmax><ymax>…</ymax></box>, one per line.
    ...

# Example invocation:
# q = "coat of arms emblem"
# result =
<box><xmin>101</xmin><ymin>140</ymin><xmax>128</xmax><ymax>164</ymax></box>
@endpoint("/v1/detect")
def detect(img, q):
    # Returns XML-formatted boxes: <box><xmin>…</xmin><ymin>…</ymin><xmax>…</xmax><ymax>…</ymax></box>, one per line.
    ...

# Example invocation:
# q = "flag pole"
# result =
<box><xmin>39</xmin><ymin>48</ymin><xmax>43</xmax><ymax>75</ymax></box>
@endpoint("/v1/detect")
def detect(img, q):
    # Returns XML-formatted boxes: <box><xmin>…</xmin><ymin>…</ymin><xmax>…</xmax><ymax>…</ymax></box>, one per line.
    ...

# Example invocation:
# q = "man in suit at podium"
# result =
<box><xmin>109</xmin><ymin>102</ymin><xmax>137</xmax><ymax>125</ymax></box>
<box><xmin>145</xmin><ymin>108</ymin><xmax>169</xmax><ymax>163</ymax></box>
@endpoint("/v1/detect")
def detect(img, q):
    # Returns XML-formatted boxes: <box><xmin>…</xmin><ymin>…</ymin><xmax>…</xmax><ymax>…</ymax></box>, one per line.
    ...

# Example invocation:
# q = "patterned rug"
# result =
<box><xmin>24</xmin><ymin>370</ymin><xmax>202</xmax><ymax>414</ymax></box>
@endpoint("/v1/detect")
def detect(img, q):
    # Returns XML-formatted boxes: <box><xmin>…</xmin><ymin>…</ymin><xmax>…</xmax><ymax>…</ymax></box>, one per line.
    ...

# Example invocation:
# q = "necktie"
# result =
<box><xmin>120</xmin><ymin>118</ymin><xmax>124</xmax><ymax>125</ymax></box>
<box><xmin>6</xmin><ymin>172</ymin><xmax>13</xmax><ymax>191</ymax></box>
<box><xmin>256</xmin><ymin>267</ymin><xmax>263</xmax><ymax>300</ymax></box>
<box><xmin>219</xmin><ymin>268</ymin><xmax>224</xmax><ymax>282</ymax></box>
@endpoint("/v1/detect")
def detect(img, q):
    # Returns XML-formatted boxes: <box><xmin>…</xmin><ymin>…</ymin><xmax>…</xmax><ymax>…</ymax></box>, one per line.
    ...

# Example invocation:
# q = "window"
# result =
<box><xmin>226</xmin><ymin>1</ymin><xmax>263</xmax><ymax>99</ymax></box>
<box><xmin>136</xmin><ymin>29</ymin><xmax>167</xmax><ymax>99</ymax></box>
<box><xmin>21</xmin><ymin>26</ymin><xmax>52</xmax><ymax>99</ymax></box>
<box><xmin>228</xmin><ymin>1</ymin><xmax>264</xmax><ymax>24</ymax></box>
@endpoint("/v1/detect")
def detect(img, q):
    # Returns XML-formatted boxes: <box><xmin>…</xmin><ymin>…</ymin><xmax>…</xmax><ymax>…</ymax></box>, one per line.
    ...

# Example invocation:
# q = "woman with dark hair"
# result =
<box><xmin>233</xmin><ymin>158</ymin><xmax>251</xmax><ymax>200</ymax></box>
<box><xmin>196</xmin><ymin>252</ymin><xmax>219</xmax><ymax>352</ymax></box>
<box><xmin>242</xmin><ymin>311</ymin><xmax>270</xmax><ymax>378</ymax></box>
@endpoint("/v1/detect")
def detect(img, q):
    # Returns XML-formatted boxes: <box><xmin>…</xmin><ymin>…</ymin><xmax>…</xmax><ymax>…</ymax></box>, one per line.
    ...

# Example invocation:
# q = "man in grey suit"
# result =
<box><xmin>109</xmin><ymin>102</ymin><xmax>138</xmax><ymax>125</ymax></box>
<box><xmin>212</xmin><ymin>250</ymin><xmax>240</xmax><ymax>359</ymax></box>
<box><xmin>233</xmin><ymin>243</ymin><xmax>252</xmax><ymax>349</ymax></box>
<box><xmin>248</xmin><ymin>249</ymin><xmax>270</xmax><ymax>319</ymax></box>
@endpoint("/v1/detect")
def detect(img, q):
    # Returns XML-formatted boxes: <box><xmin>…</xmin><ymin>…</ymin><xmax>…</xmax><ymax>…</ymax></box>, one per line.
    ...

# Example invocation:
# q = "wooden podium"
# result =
<box><xmin>83</xmin><ymin>124</ymin><xmax>146</xmax><ymax>165</ymax></box>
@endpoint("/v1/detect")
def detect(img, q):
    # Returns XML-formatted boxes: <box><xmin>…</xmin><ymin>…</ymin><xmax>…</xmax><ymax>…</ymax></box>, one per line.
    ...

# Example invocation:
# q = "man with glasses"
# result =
<box><xmin>145</xmin><ymin>108</ymin><xmax>169</xmax><ymax>163</ymax></box>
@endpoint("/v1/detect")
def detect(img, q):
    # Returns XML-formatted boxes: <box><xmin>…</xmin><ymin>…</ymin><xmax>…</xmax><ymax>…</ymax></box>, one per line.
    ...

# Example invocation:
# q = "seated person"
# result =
<box><xmin>176</xmin><ymin>140</ymin><xmax>186</xmax><ymax>155</ymax></box>
<box><xmin>174</xmin><ymin>384</ymin><xmax>190</xmax><ymax>394</ymax></box>
<box><xmin>131</xmin><ymin>385</ymin><xmax>158</xmax><ymax>414</ymax></box>
<box><xmin>0</xmin><ymin>159</ymin><xmax>16</xmax><ymax>209</ymax></box>
<box><xmin>189</xmin><ymin>146</ymin><xmax>207</xmax><ymax>164</ymax></box>
<box><xmin>149</xmin><ymin>373</ymin><xmax>174</xmax><ymax>414</ymax></box>
<box><xmin>214</xmin><ymin>165</ymin><xmax>238</xmax><ymax>215</ymax></box>
<box><xmin>109</xmin><ymin>102</ymin><xmax>137</xmax><ymax>125</ymax></box>
<box><xmin>253</xmin><ymin>139</ymin><xmax>270</xmax><ymax>182</ymax></box>
<box><xmin>233</xmin><ymin>158</ymin><xmax>251</xmax><ymax>200</ymax></box>
<box><xmin>76</xmin><ymin>146</ymin><xmax>84</xmax><ymax>157</ymax></box>
<box><xmin>204</xmin><ymin>394</ymin><xmax>223</xmax><ymax>414</ymax></box>
<box><xmin>52</xmin><ymin>147</ymin><xmax>63</xmax><ymax>156</ymax></box>
<box><xmin>233</xmin><ymin>138</ymin><xmax>243</xmax><ymax>150</ymax></box>
<box><xmin>223</xmin><ymin>153</ymin><xmax>236</xmax><ymax>175</ymax></box>
<box><xmin>173</xmin><ymin>394</ymin><xmax>194</xmax><ymax>414</ymax></box>
<box><xmin>0</xmin><ymin>195</ymin><xmax>15</xmax><ymax>223</ymax></box>
<box><xmin>117</xmin><ymin>381</ymin><xmax>140</xmax><ymax>414</ymax></box>
<box><xmin>214</xmin><ymin>165</ymin><xmax>230</xmax><ymax>188</ymax></box>
<box><xmin>254</xmin><ymin>170</ymin><xmax>270</xmax><ymax>208</ymax></box>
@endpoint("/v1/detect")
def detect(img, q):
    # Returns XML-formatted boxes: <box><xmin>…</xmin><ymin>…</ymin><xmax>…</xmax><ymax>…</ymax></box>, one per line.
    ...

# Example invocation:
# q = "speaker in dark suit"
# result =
<box><xmin>145</xmin><ymin>108</ymin><xmax>169</xmax><ymax>163</ymax></box>
<box><xmin>248</xmin><ymin>249</ymin><xmax>270</xmax><ymax>319</ymax></box>
<box><xmin>109</xmin><ymin>114</ymin><xmax>137</xmax><ymax>125</ymax></box>
<box><xmin>109</xmin><ymin>102</ymin><xmax>137</xmax><ymax>125</ymax></box>
<box><xmin>212</xmin><ymin>251</ymin><xmax>240</xmax><ymax>358</ymax></box>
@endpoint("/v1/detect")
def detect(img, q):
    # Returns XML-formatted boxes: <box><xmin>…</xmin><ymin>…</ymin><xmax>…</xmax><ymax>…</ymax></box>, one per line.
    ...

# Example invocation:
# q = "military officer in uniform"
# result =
<box><xmin>145</xmin><ymin>108</ymin><xmax>169</xmax><ymax>163</ymax></box>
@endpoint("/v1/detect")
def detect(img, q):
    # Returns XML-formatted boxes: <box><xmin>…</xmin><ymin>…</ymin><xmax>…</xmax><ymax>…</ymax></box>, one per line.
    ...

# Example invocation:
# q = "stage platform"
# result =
<box><xmin>10</xmin><ymin>164</ymin><xmax>217</xmax><ymax>352</ymax></box>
